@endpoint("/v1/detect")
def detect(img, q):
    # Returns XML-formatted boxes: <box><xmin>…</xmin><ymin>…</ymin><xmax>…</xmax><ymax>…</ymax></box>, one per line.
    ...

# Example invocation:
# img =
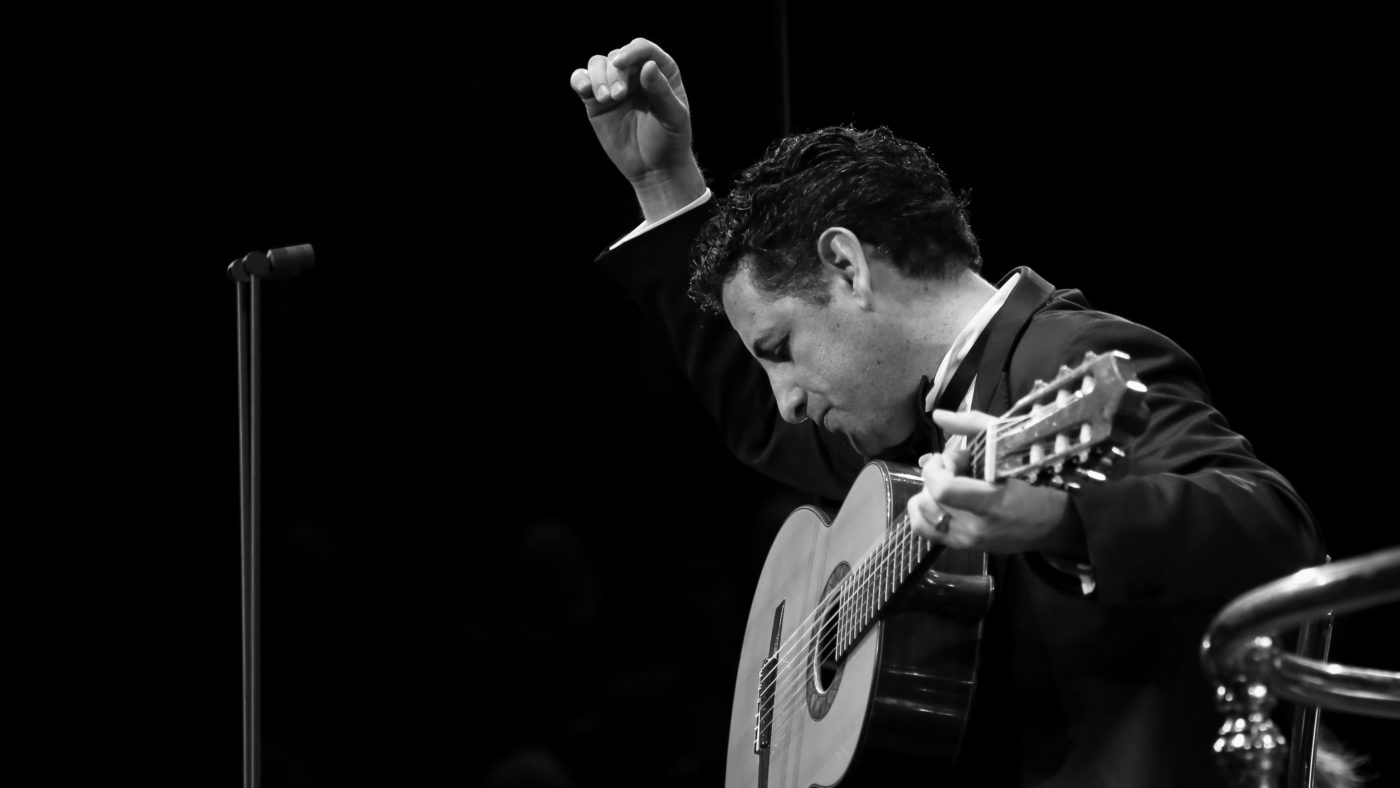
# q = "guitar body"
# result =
<box><xmin>726</xmin><ymin>461</ymin><xmax>992</xmax><ymax>787</ymax></box>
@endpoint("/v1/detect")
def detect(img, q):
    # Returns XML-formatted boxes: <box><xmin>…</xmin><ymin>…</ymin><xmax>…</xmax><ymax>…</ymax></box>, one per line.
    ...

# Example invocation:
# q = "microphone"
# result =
<box><xmin>227</xmin><ymin>244</ymin><xmax>315</xmax><ymax>282</ymax></box>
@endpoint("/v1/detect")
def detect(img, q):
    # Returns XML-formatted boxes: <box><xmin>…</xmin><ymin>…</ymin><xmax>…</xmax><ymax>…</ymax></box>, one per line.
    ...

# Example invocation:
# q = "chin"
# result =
<box><xmin>848</xmin><ymin>432</ymin><xmax>884</xmax><ymax>459</ymax></box>
<box><xmin>853</xmin><ymin>426</ymin><xmax>921</xmax><ymax>462</ymax></box>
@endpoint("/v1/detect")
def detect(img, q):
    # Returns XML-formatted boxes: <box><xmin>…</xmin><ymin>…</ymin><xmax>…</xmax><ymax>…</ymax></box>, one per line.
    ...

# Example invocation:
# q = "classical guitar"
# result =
<box><xmin>725</xmin><ymin>350</ymin><xmax>1149</xmax><ymax>787</ymax></box>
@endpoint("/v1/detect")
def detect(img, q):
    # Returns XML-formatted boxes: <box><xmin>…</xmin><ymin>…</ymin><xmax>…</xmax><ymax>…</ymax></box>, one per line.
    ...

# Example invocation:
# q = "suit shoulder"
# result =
<box><xmin>1014</xmin><ymin>299</ymin><xmax>1204</xmax><ymax>393</ymax></box>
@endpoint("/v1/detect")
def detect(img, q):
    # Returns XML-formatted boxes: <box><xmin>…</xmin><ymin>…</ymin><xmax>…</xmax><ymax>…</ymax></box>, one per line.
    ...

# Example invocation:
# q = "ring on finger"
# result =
<box><xmin>935</xmin><ymin>512</ymin><xmax>952</xmax><ymax>534</ymax></box>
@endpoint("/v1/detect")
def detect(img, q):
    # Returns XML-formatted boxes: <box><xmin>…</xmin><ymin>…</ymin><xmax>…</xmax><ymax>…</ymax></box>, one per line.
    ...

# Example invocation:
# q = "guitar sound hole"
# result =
<box><xmin>807</xmin><ymin>562</ymin><xmax>848</xmax><ymax>719</ymax></box>
<box><xmin>814</xmin><ymin>598</ymin><xmax>840</xmax><ymax>692</ymax></box>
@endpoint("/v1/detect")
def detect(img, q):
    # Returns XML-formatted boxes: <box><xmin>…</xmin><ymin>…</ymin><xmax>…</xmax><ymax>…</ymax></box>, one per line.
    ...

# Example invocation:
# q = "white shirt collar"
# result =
<box><xmin>923</xmin><ymin>272</ymin><xmax>1021</xmax><ymax>414</ymax></box>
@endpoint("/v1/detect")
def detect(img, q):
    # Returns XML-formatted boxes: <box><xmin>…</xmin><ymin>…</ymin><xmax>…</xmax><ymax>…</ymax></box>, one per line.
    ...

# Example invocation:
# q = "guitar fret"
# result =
<box><xmin>887</xmin><ymin>545</ymin><xmax>896</xmax><ymax>598</ymax></box>
<box><xmin>731</xmin><ymin>352</ymin><xmax>1145</xmax><ymax>778</ymax></box>
<box><xmin>876</xmin><ymin>551</ymin><xmax>885</xmax><ymax>612</ymax></box>
<box><xmin>881</xmin><ymin>549</ymin><xmax>890</xmax><ymax>603</ymax></box>
<box><xmin>885</xmin><ymin>549</ymin><xmax>893</xmax><ymax>603</ymax></box>
<box><xmin>859</xmin><ymin>561</ymin><xmax>867</xmax><ymax>629</ymax></box>
<box><xmin>860</xmin><ymin>560</ymin><xmax>868</xmax><ymax>629</ymax></box>
<box><xmin>845</xmin><ymin>568</ymin><xmax>856</xmax><ymax>641</ymax></box>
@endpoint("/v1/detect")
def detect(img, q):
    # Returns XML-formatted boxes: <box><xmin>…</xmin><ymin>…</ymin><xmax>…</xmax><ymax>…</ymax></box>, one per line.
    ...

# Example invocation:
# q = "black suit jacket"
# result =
<box><xmin>596</xmin><ymin>200</ymin><xmax>1322</xmax><ymax>786</ymax></box>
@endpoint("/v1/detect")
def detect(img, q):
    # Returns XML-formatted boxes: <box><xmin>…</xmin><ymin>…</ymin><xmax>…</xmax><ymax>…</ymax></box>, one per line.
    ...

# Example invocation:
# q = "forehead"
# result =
<box><xmin>721</xmin><ymin>267</ymin><xmax>793</xmax><ymax>343</ymax></box>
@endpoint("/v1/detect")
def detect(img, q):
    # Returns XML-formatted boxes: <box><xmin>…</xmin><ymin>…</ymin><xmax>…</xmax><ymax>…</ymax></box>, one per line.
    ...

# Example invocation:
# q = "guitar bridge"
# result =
<box><xmin>754</xmin><ymin>600</ymin><xmax>784</xmax><ymax>753</ymax></box>
<box><xmin>754</xmin><ymin>653</ymin><xmax>776</xmax><ymax>752</ymax></box>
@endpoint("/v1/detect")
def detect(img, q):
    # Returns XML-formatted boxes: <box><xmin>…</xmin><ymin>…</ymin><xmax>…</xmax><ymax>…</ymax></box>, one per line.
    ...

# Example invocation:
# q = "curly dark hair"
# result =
<box><xmin>689</xmin><ymin>125</ymin><xmax>981</xmax><ymax>313</ymax></box>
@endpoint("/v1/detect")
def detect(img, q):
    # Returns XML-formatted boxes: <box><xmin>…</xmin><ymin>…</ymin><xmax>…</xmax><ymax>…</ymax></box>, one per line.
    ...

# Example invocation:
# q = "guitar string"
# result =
<box><xmin>749</xmin><ymin>505</ymin><xmax>924</xmax><ymax>715</ymax></box>
<box><xmin>760</xmin><ymin>511</ymin><xmax>934</xmax><ymax>730</ymax></box>
<box><xmin>748</xmin><ymin>423</ymin><xmax>1000</xmax><ymax>707</ymax></box>
<box><xmin>753</xmin><ymin>409</ymin><xmax>1062</xmax><ymax>714</ymax></box>
<box><xmin>768</xmin><ymin>457</ymin><xmax>1104</xmax><ymax>743</ymax></box>
<box><xmin>758</xmin><ymin>410</ymin><xmax>1075</xmax><ymax>734</ymax></box>
<box><xmin>764</xmin><ymin>510</ymin><xmax>956</xmax><ymax>729</ymax></box>
<box><xmin>748</xmin><ymin>416</ymin><xmax>1017</xmax><ymax>704</ymax></box>
<box><xmin>749</xmin><ymin>515</ymin><xmax>925</xmax><ymax>738</ymax></box>
<box><xmin>760</xmin><ymin>468</ymin><xmax>986</xmax><ymax>736</ymax></box>
<box><xmin>750</xmin><ymin>468</ymin><xmax>953</xmax><ymax>704</ymax></box>
<box><xmin>755</xmin><ymin>377</ymin><xmax>1108</xmax><ymax>744</ymax></box>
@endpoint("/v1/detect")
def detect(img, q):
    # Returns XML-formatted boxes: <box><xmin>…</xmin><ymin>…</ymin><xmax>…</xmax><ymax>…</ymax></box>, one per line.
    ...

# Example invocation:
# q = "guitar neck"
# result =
<box><xmin>833</xmin><ymin>511</ymin><xmax>942</xmax><ymax>662</ymax></box>
<box><xmin>833</xmin><ymin>349</ymin><xmax>1147</xmax><ymax>661</ymax></box>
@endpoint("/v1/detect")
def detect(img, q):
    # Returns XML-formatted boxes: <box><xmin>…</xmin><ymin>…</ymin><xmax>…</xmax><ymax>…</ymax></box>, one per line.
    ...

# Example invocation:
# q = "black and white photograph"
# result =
<box><xmin>51</xmin><ymin>4</ymin><xmax>1396</xmax><ymax>786</ymax></box>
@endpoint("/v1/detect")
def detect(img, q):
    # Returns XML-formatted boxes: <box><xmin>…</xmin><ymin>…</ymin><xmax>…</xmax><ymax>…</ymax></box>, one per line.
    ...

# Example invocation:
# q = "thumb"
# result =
<box><xmin>931</xmin><ymin>408</ymin><xmax>996</xmax><ymax>436</ymax></box>
<box><xmin>639</xmin><ymin>60</ymin><xmax>687</xmax><ymax>130</ymax></box>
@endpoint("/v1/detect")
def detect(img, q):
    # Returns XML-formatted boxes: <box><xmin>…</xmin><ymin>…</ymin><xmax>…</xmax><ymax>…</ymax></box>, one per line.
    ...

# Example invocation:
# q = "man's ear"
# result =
<box><xmin>817</xmin><ymin>227</ymin><xmax>874</xmax><ymax>309</ymax></box>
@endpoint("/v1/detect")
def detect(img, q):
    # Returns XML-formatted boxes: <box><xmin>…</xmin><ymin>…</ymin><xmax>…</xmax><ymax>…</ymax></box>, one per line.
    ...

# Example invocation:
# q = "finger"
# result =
<box><xmin>605</xmin><ymin>48</ymin><xmax>626</xmax><ymax>100</ymax></box>
<box><xmin>940</xmin><ymin>438</ymin><xmax>974</xmax><ymax>477</ymax></box>
<box><xmin>639</xmin><ymin>60</ymin><xmax>687</xmax><ymax>130</ymax></box>
<box><xmin>929</xmin><ymin>474</ymin><xmax>1003</xmax><ymax>516</ymax></box>
<box><xmin>920</xmin><ymin>450</ymin><xmax>955</xmax><ymax>483</ymax></box>
<box><xmin>587</xmin><ymin>54</ymin><xmax>612</xmax><ymax>103</ymax></box>
<box><xmin>569</xmin><ymin>68</ymin><xmax>597</xmax><ymax>103</ymax></box>
<box><xmin>612</xmin><ymin>37</ymin><xmax>680</xmax><ymax>80</ymax></box>
<box><xmin>932</xmin><ymin>408</ymin><xmax>996</xmax><ymax>436</ymax></box>
<box><xmin>908</xmin><ymin>490</ymin><xmax>977</xmax><ymax>545</ymax></box>
<box><xmin>921</xmin><ymin>452</ymin><xmax>994</xmax><ymax>506</ymax></box>
<box><xmin>906</xmin><ymin>490</ymin><xmax>947</xmax><ymax>539</ymax></box>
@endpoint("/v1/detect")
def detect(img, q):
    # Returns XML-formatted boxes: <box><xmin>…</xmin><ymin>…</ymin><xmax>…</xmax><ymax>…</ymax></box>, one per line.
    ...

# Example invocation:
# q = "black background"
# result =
<box><xmin>50</xmin><ymin>4</ymin><xmax>1396</xmax><ymax>786</ymax></box>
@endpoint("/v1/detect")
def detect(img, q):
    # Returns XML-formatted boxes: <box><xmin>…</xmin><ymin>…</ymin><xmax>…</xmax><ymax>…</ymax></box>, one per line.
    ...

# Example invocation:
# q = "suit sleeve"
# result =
<box><xmin>594</xmin><ymin>202</ymin><xmax>867</xmax><ymax>501</ymax></box>
<box><xmin>1023</xmin><ymin>311</ymin><xmax>1323</xmax><ymax>608</ymax></box>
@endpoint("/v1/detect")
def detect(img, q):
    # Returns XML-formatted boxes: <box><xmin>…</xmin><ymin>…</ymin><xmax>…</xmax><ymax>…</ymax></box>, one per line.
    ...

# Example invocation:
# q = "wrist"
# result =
<box><xmin>631</xmin><ymin>160</ymin><xmax>706</xmax><ymax>223</ymax></box>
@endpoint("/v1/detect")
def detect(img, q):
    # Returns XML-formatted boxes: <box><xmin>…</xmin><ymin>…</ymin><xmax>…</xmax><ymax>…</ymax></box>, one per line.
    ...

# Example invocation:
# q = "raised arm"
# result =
<box><xmin>574</xmin><ymin>40</ymin><xmax>867</xmax><ymax>501</ymax></box>
<box><xmin>569</xmin><ymin>38</ymin><xmax>706</xmax><ymax>222</ymax></box>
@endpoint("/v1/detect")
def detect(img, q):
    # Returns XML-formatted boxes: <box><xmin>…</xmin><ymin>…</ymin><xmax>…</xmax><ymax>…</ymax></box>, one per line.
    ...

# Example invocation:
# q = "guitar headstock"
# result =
<box><xmin>983</xmin><ymin>350</ymin><xmax>1149</xmax><ymax>489</ymax></box>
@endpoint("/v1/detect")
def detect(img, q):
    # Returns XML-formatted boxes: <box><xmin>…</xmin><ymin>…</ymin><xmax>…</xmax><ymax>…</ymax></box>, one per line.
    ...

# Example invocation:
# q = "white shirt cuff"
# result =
<box><xmin>607</xmin><ymin>188</ymin><xmax>714</xmax><ymax>251</ymax></box>
<box><xmin>1042</xmin><ymin>554</ymin><xmax>1097</xmax><ymax>596</ymax></box>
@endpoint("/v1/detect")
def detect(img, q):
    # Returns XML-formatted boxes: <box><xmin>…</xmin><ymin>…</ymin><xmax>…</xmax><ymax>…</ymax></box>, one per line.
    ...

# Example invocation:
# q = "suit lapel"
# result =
<box><xmin>973</xmin><ymin>267</ymin><xmax>1058</xmax><ymax>414</ymax></box>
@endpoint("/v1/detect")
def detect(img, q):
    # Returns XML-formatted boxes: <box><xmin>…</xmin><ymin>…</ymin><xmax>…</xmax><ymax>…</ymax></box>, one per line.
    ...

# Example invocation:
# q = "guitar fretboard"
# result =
<box><xmin>830</xmin><ymin>440</ymin><xmax>990</xmax><ymax>662</ymax></box>
<box><xmin>833</xmin><ymin>514</ymin><xmax>942</xmax><ymax>661</ymax></box>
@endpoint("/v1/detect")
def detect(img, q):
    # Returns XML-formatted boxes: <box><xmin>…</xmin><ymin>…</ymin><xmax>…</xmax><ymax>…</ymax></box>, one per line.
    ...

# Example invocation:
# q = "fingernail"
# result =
<box><xmin>610</xmin><ymin>82</ymin><xmax>625</xmax><ymax>98</ymax></box>
<box><xmin>918</xmin><ymin>453</ymin><xmax>933</xmax><ymax>467</ymax></box>
<box><xmin>594</xmin><ymin>85</ymin><xmax>609</xmax><ymax>101</ymax></box>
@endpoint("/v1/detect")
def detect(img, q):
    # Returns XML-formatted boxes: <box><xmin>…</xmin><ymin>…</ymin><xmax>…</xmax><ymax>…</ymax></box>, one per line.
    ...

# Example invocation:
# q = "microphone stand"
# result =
<box><xmin>228</xmin><ymin>245</ymin><xmax>314</xmax><ymax>788</ymax></box>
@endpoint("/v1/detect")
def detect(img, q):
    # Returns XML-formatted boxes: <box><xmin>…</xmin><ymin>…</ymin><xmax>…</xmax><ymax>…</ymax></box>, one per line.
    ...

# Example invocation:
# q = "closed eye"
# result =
<box><xmin>755</xmin><ymin>337</ymin><xmax>791</xmax><ymax>363</ymax></box>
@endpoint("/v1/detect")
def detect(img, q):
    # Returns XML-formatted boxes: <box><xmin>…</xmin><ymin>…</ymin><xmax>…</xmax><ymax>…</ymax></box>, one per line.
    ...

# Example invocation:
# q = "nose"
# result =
<box><xmin>774</xmin><ymin>381</ymin><xmax>808</xmax><ymax>424</ymax></box>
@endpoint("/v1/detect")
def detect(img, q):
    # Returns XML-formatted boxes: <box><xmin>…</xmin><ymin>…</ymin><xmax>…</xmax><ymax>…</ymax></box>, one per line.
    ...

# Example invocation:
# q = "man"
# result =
<box><xmin>571</xmin><ymin>39</ymin><xmax>1323</xmax><ymax>786</ymax></box>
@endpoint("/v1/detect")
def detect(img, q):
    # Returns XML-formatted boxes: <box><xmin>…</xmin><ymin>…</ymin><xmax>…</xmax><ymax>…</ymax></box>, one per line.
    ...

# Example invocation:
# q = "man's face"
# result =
<box><xmin>721</xmin><ymin>265</ymin><xmax>918</xmax><ymax>457</ymax></box>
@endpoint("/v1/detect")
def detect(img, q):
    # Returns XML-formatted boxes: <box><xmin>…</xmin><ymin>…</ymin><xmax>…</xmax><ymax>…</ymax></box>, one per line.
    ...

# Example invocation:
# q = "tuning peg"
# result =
<box><xmin>1082</xmin><ymin>469</ymin><xmax>1108</xmax><ymax>482</ymax></box>
<box><xmin>1032</xmin><ymin>378</ymin><xmax>1046</xmax><ymax>392</ymax></box>
<box><xmin>1110</xmin><ymin>446</ymin><xmax>1126</xmax><ymax>458</ymax></box>
<box><xmin>1083</xmin><ymin>350</ymin><xmax>1097</xmax><ymax>362</ymax></box>
<box><xmin>1059</xmin><ymin>364</ymin><xmax>1072</xmax><ymax>377</ymax></box>
<box><xmin>1065</xmin><ymin>481</ymin><xmax>1082</xmax><ymax>491</ymax></box>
